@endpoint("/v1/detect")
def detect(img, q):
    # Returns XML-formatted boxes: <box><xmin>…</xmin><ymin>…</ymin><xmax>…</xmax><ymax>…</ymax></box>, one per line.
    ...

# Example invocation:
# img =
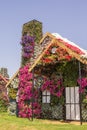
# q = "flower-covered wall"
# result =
<box><xmin>34</xmin><ymin>61</ymin><xmax>79</xmax><ymax>120</ymax></box>
<box><xmin>35</xmin><ymin>64</ymin><xmax>65</xmax><ymax>119</ymax></box>
<box><xmin>17</xmin><ymin>63</ymin><xmax>65</xmax><ymax>119</ymax></box>
<box><xmin>17</xmin><ymin>58</ymin><xmax>87</xmax><ymax>120</ymax></box>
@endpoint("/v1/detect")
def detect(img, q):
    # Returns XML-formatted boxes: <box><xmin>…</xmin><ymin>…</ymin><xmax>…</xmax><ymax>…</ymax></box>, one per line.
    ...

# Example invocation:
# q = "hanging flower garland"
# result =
<box><xmin>18</xmin><ymin>65</ymin><xmax>41</xmax><ymax>118</ymax></box>
<box><xmin>20</xmin><ymin>35</ymin><xmax>35</xmax><ymax>58</ymax></box>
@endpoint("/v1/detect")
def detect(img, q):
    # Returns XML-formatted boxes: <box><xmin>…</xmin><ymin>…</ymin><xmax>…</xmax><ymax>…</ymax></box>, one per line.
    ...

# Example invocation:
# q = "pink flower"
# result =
<box><xmin>56</xmin><ymin>91</ymin><xmax>62</xmax><ymax>97</ymax></box>
<box><xmin>77</xmin><ymin>78</ymin><xmax>87</xmax><ymax>93</ymax></box>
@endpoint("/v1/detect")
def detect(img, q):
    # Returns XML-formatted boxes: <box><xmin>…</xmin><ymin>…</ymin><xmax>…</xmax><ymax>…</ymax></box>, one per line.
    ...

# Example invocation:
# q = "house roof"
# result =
<box><xmin>52</xmin><ymin>33</ymin><xmax>87</xmax><ymax>55</ymax></box>
<box><xmin>29</xmin><ymin>32</ymin><xmax>87</xmax><ymax>71</ymax></box>
<box><xmin>6</xmin><ymin>32</ymin><xmax>87</xmax><ymax>87</ymax></box>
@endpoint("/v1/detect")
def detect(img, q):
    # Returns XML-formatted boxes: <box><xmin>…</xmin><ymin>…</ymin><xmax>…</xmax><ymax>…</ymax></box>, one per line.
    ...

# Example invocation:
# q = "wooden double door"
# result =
<box><xmin>65</xmin><ymin>87</ymin><xmax>80</xmax><ymax>120</ymax></box>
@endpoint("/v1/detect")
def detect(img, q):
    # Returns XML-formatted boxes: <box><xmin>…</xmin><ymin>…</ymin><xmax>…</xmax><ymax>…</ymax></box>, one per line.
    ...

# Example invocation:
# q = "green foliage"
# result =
<box><xmin>56</xmin><ymin>60</ymin><xmax>79</xmax><ymax>87</ymax></box>
<box><xmin>83</xmin><ymin>99</ymin><xmax>87</xmax><ymax>104</ymax></box>
<box><xmin>63</xmin><ymin>63</ymin><xmax>78</xmax><ymax>86</ymax></box>
<box><xmin>22</xmin><ymin>20</ymin><xmax>42</xmax><ymax>43</ymax></box>
<box><xmin>82</xmin><ymin>88</ymin><xmax>87</xmax><ymax>109</ymax></box>
<box><xmin>21</xmin><ymin>55</ymin><xmax>30</xmax><ymax>66</ymax></box>
<box><xmin>51</xmin><ymin>95</ymin><xmax>64</xmax><ymax>105</ymax></box>
<box><xmin>0</xmin><ymin>79</ymin><xmax>8</xmax><ymax>112</ymax></box>
<box><xmin>8</xmin><ymin>87</ymin><xmax>18</xmax><ymax>99</ymax></box>
<box><xmin>0</xmin><ymin>100</ymin><xmax>8</xmax><ymax>112</ymax></box>
<box><xmin>0</xmin><ymin>94</ymin><xmax>8</xmax><ymax>112</ymax></box>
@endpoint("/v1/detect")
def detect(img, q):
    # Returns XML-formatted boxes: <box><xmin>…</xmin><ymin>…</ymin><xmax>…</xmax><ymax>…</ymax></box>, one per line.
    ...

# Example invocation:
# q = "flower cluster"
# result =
<box><xmin>64</xmin><ymin>42</ymin><xmax>85</xmax><ymax>55</ymax></box>
<box><xmin>58</xmin><ymin>38</ymin><xmax>85</xmax><ymax>55</ymax></box>
<box><xmin>77</xmin><ymin>77</ymin><xmax>87</xmax><ymax>93</ymax></box>
<box><xmin>11</xmin><ymin>77</ymin><xmax>19</xmax><ymax>89</ymax></box>
<box><xmin>41</xmin><ymin>45</ymin><xmax>72</xmax><ymax>64</ymax></box>
<box><xmin>20</xmin><ymin>35</ymin><xmax>35</xmax><ymax>58</ymax></box>
<box><xmin>41</xmin><ymin>78</ymin><xmax>64</xmax><ymax>97</ymax></box>
<box><xmin>18</xmin><ymin>65</ymin><xmax>41</xmax><ymax>118</ymax></box>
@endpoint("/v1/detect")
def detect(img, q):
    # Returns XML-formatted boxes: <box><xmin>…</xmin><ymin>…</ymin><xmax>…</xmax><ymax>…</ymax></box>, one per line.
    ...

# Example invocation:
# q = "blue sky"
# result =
<box><xmin>0</xmin><ymin>0</ymin><xmax>87</xmax><ymax>77</ymax></box>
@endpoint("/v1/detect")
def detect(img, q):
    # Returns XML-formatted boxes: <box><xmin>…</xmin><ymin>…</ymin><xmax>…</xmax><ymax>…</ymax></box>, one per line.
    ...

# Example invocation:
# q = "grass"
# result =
<box><xmin>0</xmin><ymin>113</ymin><xmax>87</xmax><ymax>130</ymax></box>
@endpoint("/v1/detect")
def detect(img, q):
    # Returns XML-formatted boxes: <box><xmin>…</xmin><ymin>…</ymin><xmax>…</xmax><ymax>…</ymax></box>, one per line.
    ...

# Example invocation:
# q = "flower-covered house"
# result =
<box><xmin>6</xmin><ymin>20</ymin><xmax>87</xmax><ymax>123</ymax></box>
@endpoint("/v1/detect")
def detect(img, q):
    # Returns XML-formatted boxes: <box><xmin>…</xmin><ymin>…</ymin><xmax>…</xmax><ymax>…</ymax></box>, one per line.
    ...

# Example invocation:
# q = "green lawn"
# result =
<box><xmin>0</xmin><ymin>113</ymin><xmax>87</xmax><ymax>130</ymax></box>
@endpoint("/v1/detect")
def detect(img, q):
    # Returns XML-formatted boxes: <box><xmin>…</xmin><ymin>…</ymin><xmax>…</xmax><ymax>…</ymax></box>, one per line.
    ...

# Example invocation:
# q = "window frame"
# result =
<box><xmin>42</xmin><ymin>90</ymin><xmax>51</xmax><ymax>103</ymax></box>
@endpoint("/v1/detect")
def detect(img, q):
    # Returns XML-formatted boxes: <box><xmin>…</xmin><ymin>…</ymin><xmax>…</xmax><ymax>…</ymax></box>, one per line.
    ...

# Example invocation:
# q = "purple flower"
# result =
<box><xmin>20</xmin><ymin>35</ymin><xmax>35</xmax><ymax>58</ymax></box>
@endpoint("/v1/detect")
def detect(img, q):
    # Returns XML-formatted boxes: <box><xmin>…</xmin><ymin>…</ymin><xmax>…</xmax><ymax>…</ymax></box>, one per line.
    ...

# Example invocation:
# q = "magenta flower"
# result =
<box><xmin>18</xmin><ymin>64</ymin><xmax>41</xmax><ymax>118</ymax></box>
<box><xmin>41</xmin><ymin>78</ymin><xmax>64</xmax><ymax>98</ymax></box>
<box><xmin>77</xmin><ymin>77</ymin><xmax>87</xmax><ymax>93</ymax></box>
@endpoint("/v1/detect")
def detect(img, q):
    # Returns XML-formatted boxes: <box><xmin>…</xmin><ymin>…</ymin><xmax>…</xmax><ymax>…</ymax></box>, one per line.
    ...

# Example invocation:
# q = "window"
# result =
<box><xmin>42</xmin><ymin>90</ymin><xmax>50</xmax><ymax>103</ymax></box>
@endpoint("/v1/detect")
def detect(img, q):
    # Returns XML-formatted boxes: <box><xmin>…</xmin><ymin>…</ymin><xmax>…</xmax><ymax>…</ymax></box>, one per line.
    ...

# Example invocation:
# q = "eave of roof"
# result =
<box><xmin>52</xmin><ymin>33</ymin><xmax>86</xmax><ymax>55</ymax></box>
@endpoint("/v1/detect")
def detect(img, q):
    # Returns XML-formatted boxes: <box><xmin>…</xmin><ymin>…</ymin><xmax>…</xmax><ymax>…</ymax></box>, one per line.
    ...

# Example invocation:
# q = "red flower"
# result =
<box><xmin>65</xmin><ymin>55</ymin><xmax>72</xmax><ymax>61</ymax></box>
